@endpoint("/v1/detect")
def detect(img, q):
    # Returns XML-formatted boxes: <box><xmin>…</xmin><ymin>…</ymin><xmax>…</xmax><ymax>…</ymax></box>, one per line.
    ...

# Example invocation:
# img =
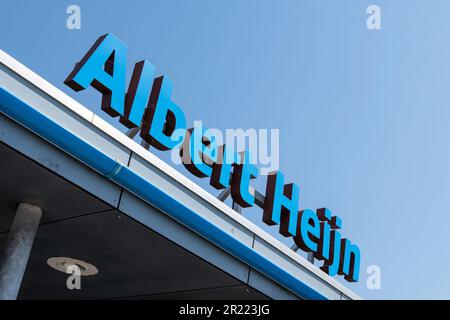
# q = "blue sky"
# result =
<box><xmin>2</xmin><ymin>0</ymin><xmax>449</xmax><ymax>299</ymax></box>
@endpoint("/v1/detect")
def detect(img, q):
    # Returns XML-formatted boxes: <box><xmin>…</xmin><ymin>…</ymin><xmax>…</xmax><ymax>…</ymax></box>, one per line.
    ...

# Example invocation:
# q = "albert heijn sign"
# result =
<box><xmin>65</xmin><ymin>33</ymin><xmax>361</xmax><ymax>283</ymax></box>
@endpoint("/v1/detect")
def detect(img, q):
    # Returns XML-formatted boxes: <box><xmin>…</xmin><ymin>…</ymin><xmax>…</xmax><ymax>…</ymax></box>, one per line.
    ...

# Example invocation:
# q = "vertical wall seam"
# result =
<box><xmin>245</xmin><ymin>234</ymin><xmax>256</xmax><ymax>285</ymax></box>
<box><xmin>116</xmin><ymin>150</ymin><xmax>133</xmax><ymax>209</ymax></box>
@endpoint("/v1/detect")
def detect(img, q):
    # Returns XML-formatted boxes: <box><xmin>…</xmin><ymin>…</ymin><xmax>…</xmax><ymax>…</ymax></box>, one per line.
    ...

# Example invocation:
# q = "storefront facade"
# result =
<box><xmin>0</xmin><ymin>49</ymin><xmax>360</xmax><ymax>300</ymax></box>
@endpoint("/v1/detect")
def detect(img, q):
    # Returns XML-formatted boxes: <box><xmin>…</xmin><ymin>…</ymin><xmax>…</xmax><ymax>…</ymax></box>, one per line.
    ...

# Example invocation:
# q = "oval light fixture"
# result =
<box><xmin>47</xmin><ymin>257</ymin><xmax>98</xmax><ymax>276</ymax></box>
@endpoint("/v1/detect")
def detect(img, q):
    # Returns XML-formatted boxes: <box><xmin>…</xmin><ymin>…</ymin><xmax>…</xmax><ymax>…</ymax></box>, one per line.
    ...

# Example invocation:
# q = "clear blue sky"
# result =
<box><xmin>2</xmin><ymin>0</ymin><xmax>449</xmax><ymax>299</ymax></box>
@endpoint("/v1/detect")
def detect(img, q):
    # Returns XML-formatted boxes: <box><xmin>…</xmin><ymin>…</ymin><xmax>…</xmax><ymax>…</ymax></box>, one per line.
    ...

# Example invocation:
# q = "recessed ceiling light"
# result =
<box><xmin>47</xmin><ymin>257</ymin><xmax>98</xmax><ymax>276</ymax></box>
